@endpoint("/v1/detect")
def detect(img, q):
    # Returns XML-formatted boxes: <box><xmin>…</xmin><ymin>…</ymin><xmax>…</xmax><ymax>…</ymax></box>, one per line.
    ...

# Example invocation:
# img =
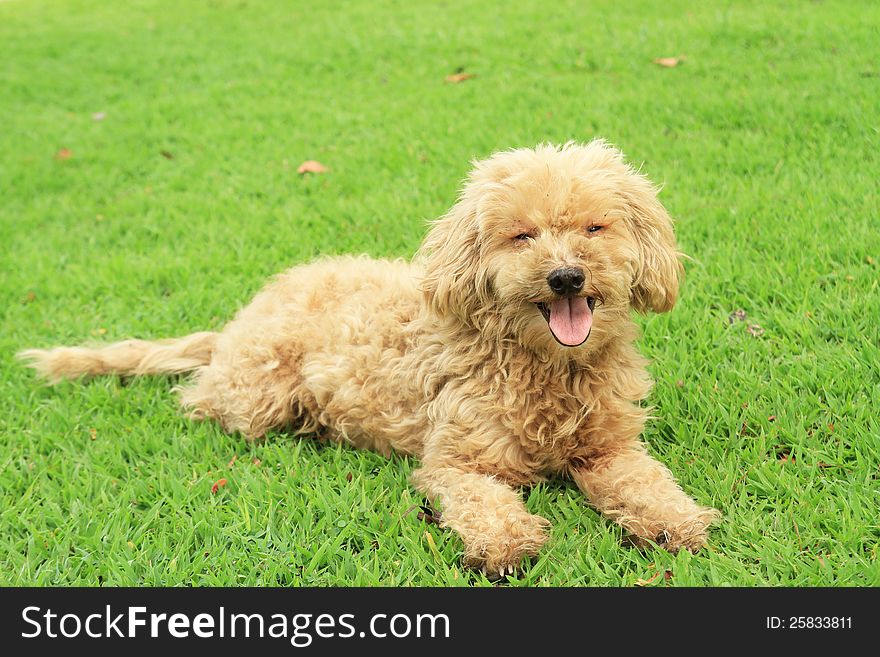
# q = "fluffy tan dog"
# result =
<box><xmin>21</xmin><ymin>140</ymin><xmax>719</xmax><ymax>575</ymax></box>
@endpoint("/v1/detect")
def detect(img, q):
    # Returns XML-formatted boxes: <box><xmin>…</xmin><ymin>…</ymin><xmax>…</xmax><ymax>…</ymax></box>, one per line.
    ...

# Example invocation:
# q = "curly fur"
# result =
<box><xmin>20</xmin><ymin>140</ymin><xmax>720</xmax><ymax>574</ymax></box>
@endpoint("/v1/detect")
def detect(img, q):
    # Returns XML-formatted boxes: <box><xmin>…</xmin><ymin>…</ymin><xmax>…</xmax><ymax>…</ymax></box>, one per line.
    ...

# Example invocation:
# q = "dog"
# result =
<box><xmin>20</xmin><ymin>140</ymin><xmax>720</xmax><ymax>576</ymax></box>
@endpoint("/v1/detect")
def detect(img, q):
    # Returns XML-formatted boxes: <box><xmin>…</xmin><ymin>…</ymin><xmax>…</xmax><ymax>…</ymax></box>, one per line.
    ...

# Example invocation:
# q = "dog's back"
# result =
<box><xmin>20</xmin><ymin>255</ymin><xmax>432</xmax><ymax>454</ymax></box>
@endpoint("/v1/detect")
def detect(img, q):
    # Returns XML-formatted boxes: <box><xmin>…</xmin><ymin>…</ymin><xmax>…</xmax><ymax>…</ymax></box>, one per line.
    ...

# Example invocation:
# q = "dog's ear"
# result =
<box><xmin>419</xmin><ymin>191</ymin><xmax>489</xmax><ymax>322</ymax></box>
<box><xmin>622</xmin><ymin>176</ymin><xmax>682</xmax><ymax>314</ymax></box>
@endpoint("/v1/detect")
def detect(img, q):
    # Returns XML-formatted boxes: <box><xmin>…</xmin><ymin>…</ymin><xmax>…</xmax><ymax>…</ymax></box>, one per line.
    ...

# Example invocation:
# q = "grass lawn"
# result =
<box><xmin>1</xmin><ymin>0</ymin><xmax>878</xmax><ymax>587</ymax></box>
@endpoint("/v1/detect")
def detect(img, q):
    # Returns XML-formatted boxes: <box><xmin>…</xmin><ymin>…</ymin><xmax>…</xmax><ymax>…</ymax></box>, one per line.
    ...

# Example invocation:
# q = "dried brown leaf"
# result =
<box><xmin>55</xmin><ymin>148</ymin><xmax>72</xmax><ymax>160</ymax></box>
<box><xmin>728</xmin><ymin>309</ymin><xmax>747</xmax><ymax>324</ymax></box>
<box><xmin>747</xmin><ymin>323</ymin><xmax>765</xmax><ymax>337</ymax></box>
<box><xmin>211</xmin><ymin>478</ymin><xmax>228</xmax><ymax>494</ymax></box>
<box><xmin>445</xmin><ymin>72</ymin><xmax>477</xmax><ymax>83</ymax></box>
<box><xmin>417</xmin><ymin>509</ymin><xmax>442</xmax><ymax>525</ymax></box>
<box><xmin>404</xmin><ymin>501</ymin><xmax>442</xmax><ymax>525</ymax></box>
<box><xmin>653</xmin><ymin>56</ymin><xmax>685</xmax><ymax>68</ymax></box>
<box><xmin>635</xmin><ymin>571</ymin><xmax>661</xmax><ymax>586</ymax></box>
<box><xmin>297</xmin><ymin>160</ymin><xmax>329</xmax><ymax>174</ymax></box>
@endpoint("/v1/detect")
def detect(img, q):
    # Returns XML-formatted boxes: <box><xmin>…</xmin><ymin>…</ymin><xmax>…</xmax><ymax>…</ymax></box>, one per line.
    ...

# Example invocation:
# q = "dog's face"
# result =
<box><xmin>420</xmin><ymin>141</ymin><xmax>681</xmax><ymax>359</ymax></box>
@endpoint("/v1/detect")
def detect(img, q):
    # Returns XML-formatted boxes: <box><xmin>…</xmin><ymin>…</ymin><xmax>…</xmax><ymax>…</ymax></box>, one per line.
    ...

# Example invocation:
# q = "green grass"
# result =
<box><xmin>1</xmin><ymin>0</ymin><xmax>878</xmax><ymax>587</ymax></box>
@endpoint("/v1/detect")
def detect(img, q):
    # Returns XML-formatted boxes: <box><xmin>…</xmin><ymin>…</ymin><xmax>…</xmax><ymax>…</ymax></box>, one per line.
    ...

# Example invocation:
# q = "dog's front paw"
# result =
<box><xmin>461</xmin><ymin>511</ymin><xmax>550</xmax><ymax>576</ymax></box>
<box><xmin>640</xmin><ymin>506</ymin><xmax>720</xmax><ymax>553</ymax></box>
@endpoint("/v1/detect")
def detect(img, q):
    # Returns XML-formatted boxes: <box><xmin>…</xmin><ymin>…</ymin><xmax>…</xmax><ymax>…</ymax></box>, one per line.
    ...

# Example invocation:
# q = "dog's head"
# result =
<box><xmin>419</xmin><ymin>140</ymin><xmax>681</xmax><ymax>357</ymax></box>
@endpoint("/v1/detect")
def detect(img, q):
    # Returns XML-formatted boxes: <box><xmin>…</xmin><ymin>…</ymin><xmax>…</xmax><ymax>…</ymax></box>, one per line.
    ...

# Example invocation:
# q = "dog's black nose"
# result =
<box><xmin>547</xmin><ymin>267</ymin><xmax>585</xmax><ymax>295</ymax></box>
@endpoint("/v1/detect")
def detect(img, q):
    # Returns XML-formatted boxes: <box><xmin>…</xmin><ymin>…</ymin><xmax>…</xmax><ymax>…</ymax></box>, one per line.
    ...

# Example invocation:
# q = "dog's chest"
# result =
<box><xmin>499</xmin><ymin>375</ymin><xmax>594</xmax><ymax>464</ymax></box>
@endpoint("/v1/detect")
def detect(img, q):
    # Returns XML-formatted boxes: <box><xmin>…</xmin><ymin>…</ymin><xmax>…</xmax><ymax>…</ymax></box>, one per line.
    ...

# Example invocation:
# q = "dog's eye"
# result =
<box><xmin>586</xmin><ymin>225</ymin><xmax>604</xmax><ymax>234</ymax></box>
<box><xmin>513</xmin><ymin>233</ymin><xmax>535</xmax><ymax>242</ymax></box>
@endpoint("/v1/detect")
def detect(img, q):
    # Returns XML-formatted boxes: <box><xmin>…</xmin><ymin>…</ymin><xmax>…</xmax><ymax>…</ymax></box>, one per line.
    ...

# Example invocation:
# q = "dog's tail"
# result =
<box><xmin>18</xmin><ymin>331</ymin><xmax>217</xmax><ymax>384</ymax></box>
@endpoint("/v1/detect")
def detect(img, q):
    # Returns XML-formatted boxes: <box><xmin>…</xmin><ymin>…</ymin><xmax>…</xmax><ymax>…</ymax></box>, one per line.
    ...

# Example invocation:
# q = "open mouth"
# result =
<box><xmin>535</xmin><ymin>297</ymin><xmax>596</xmax><ymax>347</ymax></box>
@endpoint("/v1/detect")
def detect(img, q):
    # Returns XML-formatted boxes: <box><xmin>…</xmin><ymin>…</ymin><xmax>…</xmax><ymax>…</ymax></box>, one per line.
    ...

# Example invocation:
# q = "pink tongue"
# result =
<box><xmin>548</xmin><ymin>297</ymin><xmax>593</xmax><ymax>346</ymax></box>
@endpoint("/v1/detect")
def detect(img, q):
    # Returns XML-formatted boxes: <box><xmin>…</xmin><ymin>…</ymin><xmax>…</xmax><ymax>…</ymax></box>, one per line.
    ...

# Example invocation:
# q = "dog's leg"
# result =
<box><xmin>411</xmin><ymin>465</ymin><xmax>550</xmax><ymax>575</ymax></box>
<box><xmin>571</xmin><ymin>445</ymin><xmax>719</xmax><ymax>552</ymax></box>
<box><xmin>176</xmin><ymin>324</ymin><xmax>315</xmax><ymax>440</ymax></box>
